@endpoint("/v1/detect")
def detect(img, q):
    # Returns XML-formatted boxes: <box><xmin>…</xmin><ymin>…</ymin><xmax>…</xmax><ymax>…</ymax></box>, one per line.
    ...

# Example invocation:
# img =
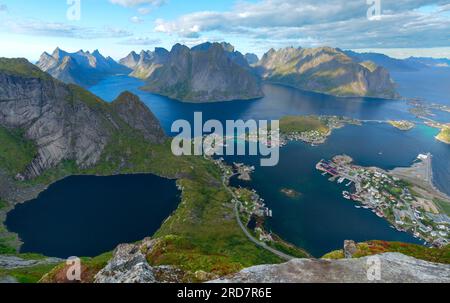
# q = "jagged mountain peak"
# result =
<box><xmin>36</xmin><ymin>48</ymin><xmax>131</xmax><ymax>87</ymax></box>
<box><xmin>257</xmin><ymin>46</ymin><xmax>398</xmax><ymax>99</ymax></box>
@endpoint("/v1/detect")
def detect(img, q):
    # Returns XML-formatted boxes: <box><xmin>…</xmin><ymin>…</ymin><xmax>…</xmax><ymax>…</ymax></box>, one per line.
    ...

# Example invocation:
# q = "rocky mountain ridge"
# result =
<box><xmin>119</xmin><ymin>48</ymin><xmax>169</xmax><ymax>79</ymax></box>
<box><xmin>36</xmin><ymin>48</ymin><xmax>131</xmax><ymax>87</ymax></box>
<box><xmin>256</xmin><ymin>46</ymin><xmax>398</xmax><ymax>99</ymax></box>
<box><xmin>0</xmin><ymin>58</ymin><xmax>165</xmax><ymax>180</ymax></box>
<box><xmin>140</xmin><ymin>42</ymin><xmax>263</xmax><ymax>102</ymax></box>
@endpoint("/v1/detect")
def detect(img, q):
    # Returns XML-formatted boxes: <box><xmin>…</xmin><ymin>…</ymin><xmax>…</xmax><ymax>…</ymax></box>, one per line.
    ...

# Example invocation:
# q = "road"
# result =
<box><xmin>221</xmin><ymin>173</ymin><xmax>295</xmax><ymax>261</ymax></box>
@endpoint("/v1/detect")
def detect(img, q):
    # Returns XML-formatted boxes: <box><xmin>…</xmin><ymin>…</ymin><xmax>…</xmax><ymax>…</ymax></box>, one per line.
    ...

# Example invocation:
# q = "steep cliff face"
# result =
<box><xmin>245</xmin><ymin>53</ymin><xmax>259</xmax><ymax>65</ymax></box>
<box><xmin>111</xmin><ymin>91</ymin><xmax>165</xmax><ymax>143</ymax></box>
<box><xmin>36</xmin><ymin>48</ymin><xmax>131</xmax><ymax>87</ymax></box>
<box><xmin>257</xmin><ymin>47</ymin><xmax>398</xmax><ymax>99</ymax></box>
<box><xmin>120</xmin><ymin>48</ymin><xmax>170</xmax><ymax>79</ymax></box>
<box><xmin>142</xmin><ymin>43</ymin><xmax>263</xmax><ymax>102</ymax></box>
<box><xmin>0</xmin><ymin>58</ymin><xmax>165</xmax><ymax>179</ymax></box>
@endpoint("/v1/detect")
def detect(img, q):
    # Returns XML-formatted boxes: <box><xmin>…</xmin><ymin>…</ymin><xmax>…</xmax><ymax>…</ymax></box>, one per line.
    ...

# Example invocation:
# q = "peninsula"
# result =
<box><xmin>317</xmin><ymin>154</ymin><xmax>450</xmax><ymax>246</ymax></box>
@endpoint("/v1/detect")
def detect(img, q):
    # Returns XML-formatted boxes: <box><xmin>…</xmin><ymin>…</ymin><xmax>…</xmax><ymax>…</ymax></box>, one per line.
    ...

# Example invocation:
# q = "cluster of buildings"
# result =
<box><xmin>317</xmin><ymin>156</ymin><xmax>450</xmax><ymax>247</ymax></box>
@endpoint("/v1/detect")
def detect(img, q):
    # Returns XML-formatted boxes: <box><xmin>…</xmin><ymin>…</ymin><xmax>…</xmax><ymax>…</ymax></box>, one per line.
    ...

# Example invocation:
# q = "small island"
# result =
<box><xmin>388</xmin><ymin>120</ymin><xmax>415</xmax><ymax>131</ymax></box>
<box><xmin>280</xmin><ymin>188</ymin><xmax>301</xmax><ymax>199</ymax></box>
<box><xmin>279</xmin><ymin>115</ymin><xmax>360</xmax><ymax>145</ymax></box>
<box><xmin>436</xmin><ymin>127</ymin><xmax>450</xmax><ymax>144</ymax></box>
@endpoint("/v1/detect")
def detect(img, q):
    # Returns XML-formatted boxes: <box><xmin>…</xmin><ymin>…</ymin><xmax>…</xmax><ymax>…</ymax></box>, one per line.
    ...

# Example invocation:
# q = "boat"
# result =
<box><xmin>345</xmin><ymin>181</ymin><xmax>352</xmax><ymax>186</ymax></box>
<box><xmin>342</xmin><ymin>191</ymin><xmax>351</xmax><ymax>200</ymax></box>
<box><xmin>355</xmin><ymin>205</ymin><xmax>361</xmax><ymax>209</ymax></box>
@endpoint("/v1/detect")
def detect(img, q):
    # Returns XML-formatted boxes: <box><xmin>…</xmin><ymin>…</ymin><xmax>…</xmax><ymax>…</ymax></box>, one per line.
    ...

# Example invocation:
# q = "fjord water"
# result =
<box><xmin>6</xmin><ymin>174</ymin><xmax>180</xmax><ymax>258</ymax></box>
<box><xmin>88</xmin><ymin>76</ymin><xmax>450</xmax><ymax>256</ymax></box>
<box><xmin>227</xmin><ymin>123</ymin><xmax>442</xmax><ymax>256</ymax></box>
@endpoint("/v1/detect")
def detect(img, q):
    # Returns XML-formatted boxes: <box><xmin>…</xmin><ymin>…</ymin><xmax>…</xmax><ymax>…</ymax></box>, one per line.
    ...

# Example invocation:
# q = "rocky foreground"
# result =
<box><xmin>211</xmin><ymin>253</ymin><xmax>450</xmax><ymax>283</ymax></box>
<box><xmin>89</xmin><ymin>240</ymin><xmax>450</xmax><ymax>283</ymax></box>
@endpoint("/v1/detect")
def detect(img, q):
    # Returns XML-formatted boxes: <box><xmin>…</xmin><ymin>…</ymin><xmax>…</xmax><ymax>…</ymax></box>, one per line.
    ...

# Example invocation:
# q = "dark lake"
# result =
<box><xmin>6</xmin><ymin>174</ymin><xmax>180</xmax><ymax>258</ymax></box>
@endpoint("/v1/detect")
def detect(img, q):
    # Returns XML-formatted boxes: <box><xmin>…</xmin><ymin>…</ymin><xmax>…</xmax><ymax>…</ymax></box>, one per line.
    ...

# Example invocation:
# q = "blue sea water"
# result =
<box><xmin>9</xmin><ymin>74</ymin><xmax>449</xmax><ymax>258</ymax></box>
<box><xmin>89</xmin><ymin>76</ymin><xmax>450</xmax><ymax>256</ymax></box>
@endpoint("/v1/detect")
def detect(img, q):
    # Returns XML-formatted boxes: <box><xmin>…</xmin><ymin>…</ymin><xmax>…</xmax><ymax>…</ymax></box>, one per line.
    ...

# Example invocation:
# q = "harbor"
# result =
<box><xmin>316</xmin><ymin>154</ymin><xmax>450</xmax><ymax>247</ymax></box>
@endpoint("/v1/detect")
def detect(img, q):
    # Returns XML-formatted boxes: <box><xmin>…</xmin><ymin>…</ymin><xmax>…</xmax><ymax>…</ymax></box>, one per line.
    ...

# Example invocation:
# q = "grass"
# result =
<box><xmin>322</xmin><ymin>240</ymin><xmax>450</xmax><ymax>264</ymax></box>
<box><xmin>149</xmin><ymin>176</ymin><xmax>282</xmax><ymax>276</ymax></box>
<box><xmin>279</xmin><ymin>116</ymin><xmax>329</xmax><ymax>134</ymax></box>
<box><xmin>436</xmin><ymin>127</ymin><xmax>450</xmax><ymax>144</ymax></box>
<box><xmin>0</xmin><ymin>263</ymin><xmax>59</xmax><ymax>283</ymax></box>
<box><xmin>39</xmin><ymin>252</ymin><xmax>112</xmax><ymax>283</ymax></box>
<box><xmin>5</xmin><ymin>134</ymin><xmax>283</xmax><ymax>280</ymax></box>
<box><xmin>434</xmin><ymin>198</ymin><xmax>450</xmax><ymax>217</ymax></box>
<box><xmin>0</xmin><ymin>63</ymin><xmax>287</xmax><ymax>280</ymax></box>
<box><xmin>0</xmin><ymin>127</ymin><xmax>37</xmax><ymax>175</ymax></box>
<box><xmin>0</xmin><ymin>199</ymin><xmax>7</xmax><ymax>210</ymax></box>
<box><xmin>0</xmin><ymin>58</ymin><xmax>52</xmax><ymax>80</ymax></box>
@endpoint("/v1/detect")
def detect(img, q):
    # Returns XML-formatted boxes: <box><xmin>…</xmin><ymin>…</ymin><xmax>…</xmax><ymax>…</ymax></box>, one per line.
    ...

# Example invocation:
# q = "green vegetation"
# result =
<box><xmin>39</xmin><ymin>252</ymin><xmax>112</xmax><ymax>283</ymax></box>
<box><xmin>149</xmin><ymin>176</ymin><xmax>282</xmax><ymax>276</ymax></box>
<box><xmin>0</xmin><ymin>199</ymin><xmax>7</xmax><ymax>211</ymax></box>
<box><xmin>359</xmin><ymin>61</ymin><xmax>377</xmax><ymax>72</ymax></box>
<box><xmin>0</xmin><ymin>263</ymin><xmax>59</xmax><ymax>283</ymax></box>
<box><xmin>434</xmin><ymin>198</ymin><xmax>450</xmax><ymax>217</ymax></box>
<box><xmin>323</xmin><ymin>240</ymin><xmax>450</xmax><ymax>264</ymax></box>
<box><xmin>436</xmin><ymin>127</ymin><xmax>450</xmax><ymax>144</ymax></box>
<box><xmin>0</xmin><ymin>127</ymin><xmax>37</xmax><ymax>175</ymax></box>
<box><xmin>267</xmin><ymin>235</ymin><xmax>310</xmax><ymax>259</ymax></box>
<box><xmin>388</xmin><ymin>120</ymin><xmax>415</xmax><ymax>131</ymax></box>
<box><xmin>0</xmin><ymin>58</ymin><xmax>52</xmax><ymax>80</ymax></box>
<box><xmin>0</xmin><ymin>237</ymin><xmax>16</xmax><ymax>254</ymax></box>
<box><xmin>3</xmin><ymin>135</ymin><xmax>282</xmax><ymax>280</ymax></box>
<box><xmin>279</xmin><ymin>116</ymin><xmax>329</xmax><ymax>134</ymax></box>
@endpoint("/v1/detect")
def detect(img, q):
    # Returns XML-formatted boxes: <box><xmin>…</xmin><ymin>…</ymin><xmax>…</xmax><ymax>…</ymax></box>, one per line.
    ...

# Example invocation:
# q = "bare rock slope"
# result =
<box><xmin>210</xmin><ymin>253</ymin><xmax>450</xmax><ymax>283</ymax></box>
<box><xmin>257</xmin><ymin>47</ymin><xmax>398</xmax><ymax>99</ymax></box>
<box><xmin>142</xmin><ymin>43</ymin><xmax>263</xmax><ymax>103</ymax></box>
<box><xmin>0</xmin><ymin>58</ymin><xmax>165</xmax><ymax>180</ymax></box>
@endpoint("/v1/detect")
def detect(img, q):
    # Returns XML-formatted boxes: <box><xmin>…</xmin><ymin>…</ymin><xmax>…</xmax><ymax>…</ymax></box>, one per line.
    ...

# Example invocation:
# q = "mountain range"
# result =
<box><xmin>256</xmin><ymin>47</ymin><xmax>398</xmax><ymax>99</ymax></box>
<box><xmin>36</xmin><ymin>48</ymin><xmax>131</xmax><ymax>87</ymax></box>
<box><xmin>140</xmin><ymin>42</ymin><xmax>263</xmax><ymax>102</ymax></box>
<box><xmin>344</xmin><ymin>50</ymin><xmax>450</xmax><ymax>71</ymax></box>
<box><xmin>34</xmin><ymin>43</ymin><xmax>450</xmax><ymax>102</ymax></box>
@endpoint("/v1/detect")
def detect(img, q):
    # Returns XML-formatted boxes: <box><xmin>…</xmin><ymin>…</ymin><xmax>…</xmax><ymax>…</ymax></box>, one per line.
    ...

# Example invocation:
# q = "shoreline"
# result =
<box><xmin>317</xmin><ymin>154</ymin><xmax>450</xmax><ymax>246</ymax></box>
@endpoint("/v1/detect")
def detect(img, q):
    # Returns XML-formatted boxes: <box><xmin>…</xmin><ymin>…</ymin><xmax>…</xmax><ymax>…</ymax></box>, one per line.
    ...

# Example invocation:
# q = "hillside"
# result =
<box><xmin>141</xmin><ymin>43</ymin><xmax>263</xmax><ymax>102</ymax></box>
<box><xmin>257</xmin><ymin>47</ymin><xmax>398</xmax><ymax>99</ymax></box>
<box><xmin>0</xmin><ymin>58</ymin><xmax>165</xmax><ymax>180</ymax></box>
<box><xmin>36</xmin><ymin>48</ymin><xmax>131</xmax><ymax>87</ymax></box>
<box><xmin>0</xmin><ymin>58</ymin><xmax>282</xmax><ymax>282</ymax></box>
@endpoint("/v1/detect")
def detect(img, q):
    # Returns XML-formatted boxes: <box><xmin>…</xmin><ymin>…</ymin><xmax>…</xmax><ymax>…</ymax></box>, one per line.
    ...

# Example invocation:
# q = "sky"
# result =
<box><xmin>0</xmin><ymin>0</ymin><xmax>449</xmax><ymax>61</ymax></box>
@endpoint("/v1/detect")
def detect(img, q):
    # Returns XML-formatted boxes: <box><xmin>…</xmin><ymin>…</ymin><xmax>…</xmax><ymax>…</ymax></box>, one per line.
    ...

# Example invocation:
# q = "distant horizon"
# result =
<box><xmin>0</xmin><ymin>0</ymin><xmax>448</xmax><ymax>62</ymax></box>
<box><xmin>6</xmin><ymin>44</ymin><xmax>450</xmax><ymax>64</ymax></box>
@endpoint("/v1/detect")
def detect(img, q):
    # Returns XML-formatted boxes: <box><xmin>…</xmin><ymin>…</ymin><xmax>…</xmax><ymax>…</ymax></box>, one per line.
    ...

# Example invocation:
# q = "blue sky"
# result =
<box><xmin>0</xmin><ymin>0</ymin><xmax>449</xmax><ymax>61</ymax></box>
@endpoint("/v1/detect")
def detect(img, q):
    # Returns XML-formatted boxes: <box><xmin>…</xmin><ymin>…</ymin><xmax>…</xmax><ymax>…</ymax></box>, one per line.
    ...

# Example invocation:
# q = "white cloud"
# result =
<box><xmin>118</xmin><ymin>37</ymin><xmax>161</xmax><ymax>45</ymax></box>
<box><xmin>2</xmin><ymin>18</ymin><xmax>133</xmax><ymax>39</ymax></box>
<box><xmin>137</xmin><ymin>7</ymin><xmax>152</xmax><ymax>15</ymax></box>
<box><xmin>109</xmin><ymin>0</ymin><xmax>166</xmax><ymax>8</ymax></box>
<box><xmin>130</xmin><ymin>16</ymin><xmax>144</xmax><ymax>23</ymax></box>
<box><xmin>153</xmin><ymin>0</ymin><xmax>450</xmax><ymax>49</ymax></box>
